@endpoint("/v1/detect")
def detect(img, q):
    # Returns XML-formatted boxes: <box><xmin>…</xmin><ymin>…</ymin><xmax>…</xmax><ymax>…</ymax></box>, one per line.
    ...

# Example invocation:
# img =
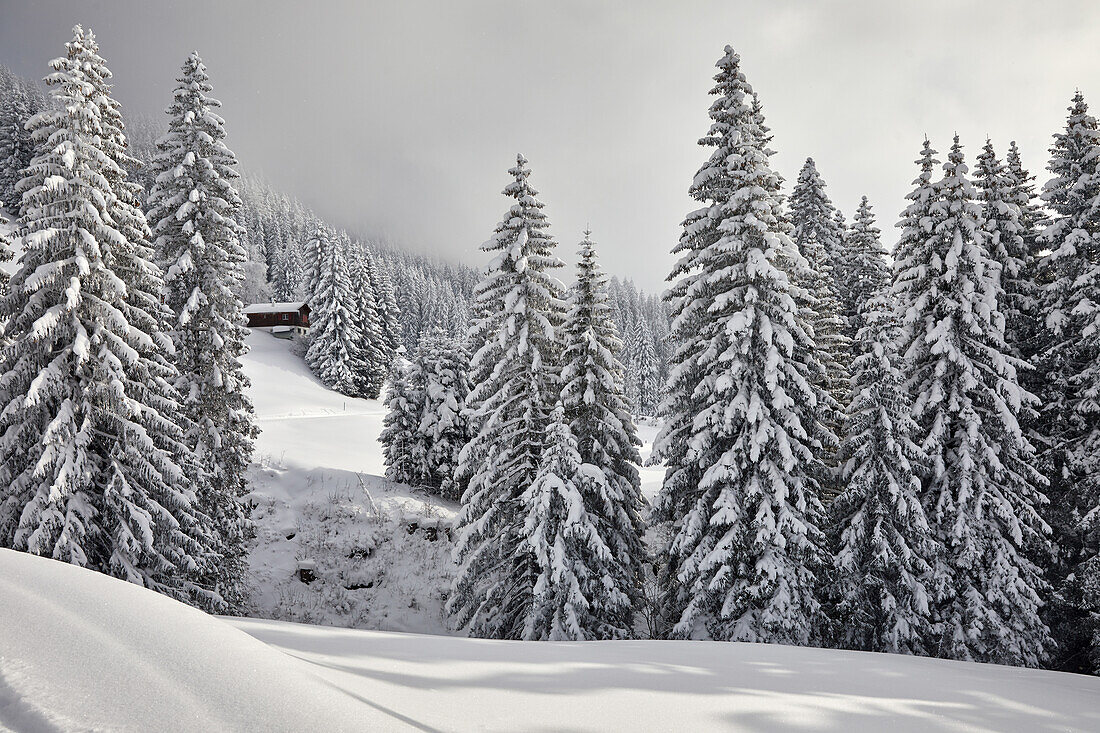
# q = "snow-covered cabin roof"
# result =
<box><xmin>243</xmin><ymin>301</ymin><xmax>308</xmax><ymax>314</ymax></box>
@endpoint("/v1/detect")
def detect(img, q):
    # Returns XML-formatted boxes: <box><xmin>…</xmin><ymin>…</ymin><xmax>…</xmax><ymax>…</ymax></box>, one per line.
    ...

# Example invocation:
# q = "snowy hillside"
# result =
<box><xmin>245</xmin><ymin>329</ymin><xmax>389</xmax><ymax>476</ymax></box>
<box><xmin>239</xmin><ymin>329</ymin><xmax>663</xmax><ymax>634</ymax></box>
<box><xmin>242</xmin><ymin>331</ymin><xmax>459</xmax><ymax>633</ymax></box>
<box><xmin>3</xmin><ymin>549</ymin><xmax>1099</xmax><ymax>733</ymax></box>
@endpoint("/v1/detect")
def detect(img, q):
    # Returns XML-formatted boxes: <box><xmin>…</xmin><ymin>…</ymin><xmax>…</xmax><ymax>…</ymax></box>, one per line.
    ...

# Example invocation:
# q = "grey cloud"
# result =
<box><xmin>2</xmin><ymin>0</ymin><xmax>1099</xmax><ymax>289</ymax></box>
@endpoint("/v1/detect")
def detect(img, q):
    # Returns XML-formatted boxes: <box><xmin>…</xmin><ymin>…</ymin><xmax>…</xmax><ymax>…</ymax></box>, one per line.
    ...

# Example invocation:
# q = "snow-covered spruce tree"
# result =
<box><xmin>369</xmin><ymin>254</ymin><xmax>403</xmax><ymax>367</ymax></box>
<box><xmin>831</xmin><ymin>290</ymin><xmax>938</xmax><ymax>655</ymax></box>
<box><xmin>347</xmin><ymin>238</ymin><xmax>387</xmax><ymax>399</ymax></box>
<box><xmin>892</xmin><ymin>139</ymin><xmax>941</xmax><ymax>332</ymax></box>
<box><xmin>72</xmin><ymin>28</ymin><xmax>228</xmax><ymax>607</ymax></box>
<box><xmin>304</xmin><ymin>218</ymin><xmax>324</xmax><ymax>295</ymax></box>
<box><xmin>0</xmin><ymin>205</ymin><xmax>11</xmax><ymax>294</ymax></box>
<box><xmin>0</xmin><ymin>29</ymin><xmax>216</xmax><ymax>604</ymax></box>
<box><xmin>448</xmin><ymin>154</ymin><xmax>567</xmax><ymax>639</ymax></box>
<box><xmin>833</xmin><ymin>209</ymin><xmax>848</xmax><ymax>253</ymax></box>
<box><xmin>896</xmin><ymin>136</ymin><xmax>1051</xmax><ymax>666</ymax></box>
<box><xmin>839</xmin><ymin>196</ymin><xmax>889</xmax><ymax>338</ymax></box>
<box><xmin>789</xmin><ymin>157</ymin><xmax>849</xmax><ymax>494</ymax></box>
<box><xmin>271</xmin><ymin>240</ymin><xmax>306</xmax><ymax>301</ymax></box>
<box><xmin>1035</xmin><ymin>92</ymin><xmax>1100</xmax><ymax>674</ymax></box>
<box><xmin>559</xmin><ymin>231</ymin><xmax>647</xmax><ymax>638</ymax></box>
<box><xmin>380</xmin><ymin>359</ymin><xmax>427</xmax><ymax>486</ymax></box>
<box><xmin>417</xmin><ymin>327</ymin><xmax>472</xmax><ymax>501</ymax></box>
<box><xmin>521</xmin><ymin>403</ymin><xmax>621</xmax><ymax>640</ymax></box>
<box><xmin>0</xmin><ymin>79</ymin><xmax>36</xmax><ymax>208</ymax></box>
<box><xmin>975</xmin><ymin>139</ymin><xmax>1033</xmax><ymax>363</ymax></box>
<box><xmin>630</xmin><ymin>321</ymin><xmax>661</xmax><ymax>417</ymax></box>
<box><xmin>623</xmin><ymin>322</ymin><xmax>641</xmax><ymax>412</ymax></box>
<box><xmin>1003</xmin><ymin>141</ymin><xmax>1045</xmax><ymax>363</ymax></box>
<box><xmin>304</xmin><ymin>225</ymin><xmax>363</xmax><ymax>395</ymax></box>
<box><xmin>792</xmin><ymin>159</ymin><xmax>846</xmax><ymax>265</ymax></box>
<box><xmin>652</xmin><ymin>46</ymin><xmax>830</xmax><ymax>644</ymax></box>
<box><xmin>831</xmin><ymin>206</ymin><xmax>851</xmax><ymax>320</ymax></box>
<box><xmin>146</xmin><ymin>51</ymin><xmax>257</xmax><ymax>608</ymax></box>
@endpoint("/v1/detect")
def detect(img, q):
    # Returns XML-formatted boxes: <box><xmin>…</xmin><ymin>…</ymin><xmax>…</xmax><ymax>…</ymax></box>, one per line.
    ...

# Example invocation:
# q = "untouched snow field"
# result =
<box><xmin>233</xmin><ymin>617</ymin><xmax>1100</xmax><ymax>732</ymax></box>
<box><xmin>245</xmin><ymin>329</ymin><xmax>388</xmax><ymax>476</ymax></box>
<box><xmin>3</xmin><ymin>549</ymin><xmax>1099</xmax><ymax>733</ymax></box>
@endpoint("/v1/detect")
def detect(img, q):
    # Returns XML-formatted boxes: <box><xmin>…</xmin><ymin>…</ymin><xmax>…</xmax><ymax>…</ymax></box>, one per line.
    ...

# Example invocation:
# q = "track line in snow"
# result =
<box><xmin>256</xmin><ymin>410</ymin><xmax>381</xmax><ymax>422</ymax></box>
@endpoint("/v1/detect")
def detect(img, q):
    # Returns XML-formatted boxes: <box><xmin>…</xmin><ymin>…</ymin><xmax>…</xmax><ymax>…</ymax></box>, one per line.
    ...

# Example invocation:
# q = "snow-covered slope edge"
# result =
<box><xmin>0</xmin><ymin>549</ymin><xmax>390</xmax><ymax>733</ymax></box>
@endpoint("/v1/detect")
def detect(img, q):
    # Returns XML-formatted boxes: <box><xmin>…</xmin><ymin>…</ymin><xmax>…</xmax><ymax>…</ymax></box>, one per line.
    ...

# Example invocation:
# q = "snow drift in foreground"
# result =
<box><xmin>3</xmin><ymin>550</ymin><xmax>1099</xmax><ymax>733</ymax></box>
<box><xmin>0</xmin><ymin>549</ymin><xmax>378</xmax><ymax>732</ymax></box>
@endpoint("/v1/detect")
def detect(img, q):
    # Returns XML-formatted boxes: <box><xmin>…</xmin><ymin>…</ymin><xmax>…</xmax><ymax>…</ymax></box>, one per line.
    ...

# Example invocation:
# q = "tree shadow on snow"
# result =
<box><xmin>240</xmin><ymin>623</ymin><xmax>1100</xmax><ymax>732</ymax></box>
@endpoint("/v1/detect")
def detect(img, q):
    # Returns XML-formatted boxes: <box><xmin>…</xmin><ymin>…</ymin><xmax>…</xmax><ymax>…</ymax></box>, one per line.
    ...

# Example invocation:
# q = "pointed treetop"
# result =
<box><xmin>548</xmin><ymin>399</ymin><xmax>567</xmax><ymax>426</ymax></box>
<box><xmin>797</xmin><ymin>157</ymin><xmax>826</xmax><ymax>188</ymax></box>
<box><xmin>976</xmin><ymin>138</ymin><xmax>998</xmax><ymax>170</ymax></box>
<box><xmin>57</xmin><ymin>25</ymin><xmax>110</xmax><ymax>83</ymax></box>
<box><xmin>1062</xmin><ymin>90</ymin><xmax>1094</xmax><ymax>133</ymax></box>
<box><xmin>855</xmin><ymin>195</ymin><xmax>877</xmax><ymax>224</ymax></box>
<box><xmin>947</xmin><ymin>133</ymin><xmax>966</xmax><ymax>167</ymax></box>
<box><xmin>720</xmin><ymin>44</ymin><xmax>739</xmax><ymax>64</ymax></box>
<box><xmin>66</xmin><ymin>25</ymin><xmax>97</xmax><ymax>57</ymax></box>
<box><xmin>915</xmin><ymin>138</ymin><xmax>940</xmax><ymax>182</ymax></box>
<box><xmin>510</xmin><ymin>152</ymin><xmax>529</xmax><ymax>178</ymax></box>
<box><xmin>707</xmin><ymin>44</ymin><xmax>752</xmax><ymax>111</ymax></box>
<box><xmin>177</xmin><ymin>51</ymin><xmax>213</xmax><ymax>93</ymax></box>
<box><xmin>576</xmin><ymin>230</ymin><xmax>600</xmax><ymax>264</ymax></box>
<box><xmin>504</xmin><ymin>154</ymin><xmax>537</xmax><ymax>198</ymax></box>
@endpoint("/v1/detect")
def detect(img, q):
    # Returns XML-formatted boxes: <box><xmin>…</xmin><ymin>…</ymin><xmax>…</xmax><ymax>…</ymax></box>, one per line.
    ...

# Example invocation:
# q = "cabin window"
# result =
<box><xmin>282</xmin><ymin>313</ymin><xmax>290</xmax><ymax>321</ymax></box>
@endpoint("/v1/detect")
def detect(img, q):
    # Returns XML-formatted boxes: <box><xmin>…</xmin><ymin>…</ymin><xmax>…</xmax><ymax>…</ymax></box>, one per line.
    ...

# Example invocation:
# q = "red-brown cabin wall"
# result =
<box><xmin>246</xmin><ymin>308</ymin><xmax>310</xmax><ymax>328</ymax></box>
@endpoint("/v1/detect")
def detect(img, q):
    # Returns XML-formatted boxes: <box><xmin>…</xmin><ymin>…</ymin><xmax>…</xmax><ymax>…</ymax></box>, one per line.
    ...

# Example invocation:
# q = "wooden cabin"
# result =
<box><xmin>244</xmin><ymin>301</ymin><xmax>311</xmax><ymax>337</ymax></box>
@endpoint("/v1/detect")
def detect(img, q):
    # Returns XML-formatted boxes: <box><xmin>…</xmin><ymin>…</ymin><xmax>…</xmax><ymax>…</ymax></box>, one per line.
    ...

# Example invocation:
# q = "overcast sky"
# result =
<box><xmin>2</xmin><ymin>1</ymin><xmax>1099</xmax><ymax>289</ymax></box>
